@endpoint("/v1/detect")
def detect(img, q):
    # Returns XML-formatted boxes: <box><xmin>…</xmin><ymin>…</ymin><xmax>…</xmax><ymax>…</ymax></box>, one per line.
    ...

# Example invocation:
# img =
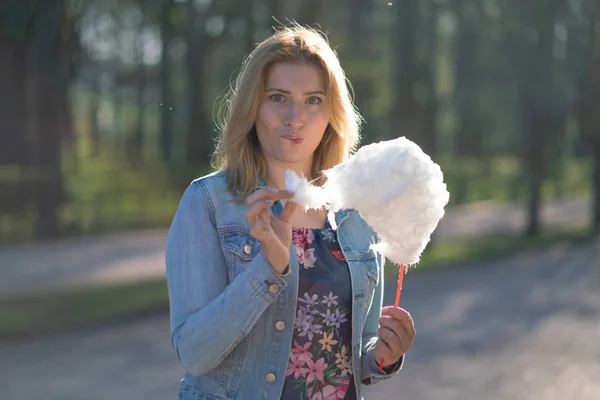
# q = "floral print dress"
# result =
<box><xmin>280</xmin><ymin>220</ymin><xmax>357</xmax><ymax>400</ymax></box>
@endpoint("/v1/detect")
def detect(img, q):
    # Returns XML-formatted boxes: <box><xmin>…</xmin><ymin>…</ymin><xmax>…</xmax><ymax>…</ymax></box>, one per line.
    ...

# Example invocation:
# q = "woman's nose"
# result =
<box><xmin>284</xmin><ymin>102</ymin><xmax>304</xmax><ymax>129</ymax></box>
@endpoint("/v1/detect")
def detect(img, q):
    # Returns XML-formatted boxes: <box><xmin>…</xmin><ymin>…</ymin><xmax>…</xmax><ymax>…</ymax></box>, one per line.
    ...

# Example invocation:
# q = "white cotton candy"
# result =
<box><xmin>285</xmin><ymin>136</ymin><xmax>450</xmax><ymax>266</ymax></box>
<box><xmin>283</xmin><ymin>170</ymin><xmax>328</xmax><ymax>211</ymax></box>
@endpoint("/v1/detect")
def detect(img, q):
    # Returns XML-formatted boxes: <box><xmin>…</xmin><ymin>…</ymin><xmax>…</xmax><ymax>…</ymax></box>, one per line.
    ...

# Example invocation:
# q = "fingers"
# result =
<box><xmin>377</xmin><ymin>307</ymin><xmax>416</xmax><ymax>361</ymax></box>
<box><xmin>278</xmin><ymin>200</ymin><xmax>299</xmax><ymax>223</ymax></box>
<box><xmin>377</xmin><ymin>326</ymin><xmax>405</xmax><ymax>357</ymax></box>
<box><xmin>382</xmin><ymin>306</ymin><xmax>416</xmax><ymax>338</ymax></box>
<box><xmin>375</xmin><ymin>334</ymin><xmax>395</xmax><ymax>360</ymax></box>
<box><xmin>249</xmin><ymin>217</ymin><xmax>273</xmax><ymax>242</ymax></box>
<box><xmin>244</xmin><ymin>187</ymin><xmax>296</xmax><ymax>226</ymax></box>
<box><xmin>246</xmin><ymin>187</ymin><xmax>294</xmax><ymax>207</ymax></box>
<box><xmin>244</xmin><ymin>199</ymin><xmax>274</xmax><ymax>225</ymax></box>
<box><xmin>379</xmin><ymin>316</ymin><xmax>410</xmax><ymax>351</ymax></box>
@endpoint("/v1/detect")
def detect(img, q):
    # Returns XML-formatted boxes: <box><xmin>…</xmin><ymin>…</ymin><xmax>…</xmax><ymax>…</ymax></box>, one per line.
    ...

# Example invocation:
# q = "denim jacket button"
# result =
<box><xmin>243</xmin><ymin>244</ymin><xmax>252</xmax><ymax>254</ymax></box>
<box><xmin>275</xmin><ymin>321</ymin><xmax>286</xmax><ymax>330</ymax></box>
<box><xmin>269</xmin><ymin>284</ymin><xmax>280</xmax><ymax>294</ymax></box>
<box><xmin>266</xmin><ymin>373</ymin><xmax>276</xmax><ymax>383</ymax></box>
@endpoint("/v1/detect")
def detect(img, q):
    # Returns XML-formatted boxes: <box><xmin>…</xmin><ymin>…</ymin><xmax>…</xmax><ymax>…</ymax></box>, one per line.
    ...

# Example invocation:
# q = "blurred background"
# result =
<box><xmin>0</xmin><ymin>0</ymin><xmax>599</xmax><ymax>399</ymax></box>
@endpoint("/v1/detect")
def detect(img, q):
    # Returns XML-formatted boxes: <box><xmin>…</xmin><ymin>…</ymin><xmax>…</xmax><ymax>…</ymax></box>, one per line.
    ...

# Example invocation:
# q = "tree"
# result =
<box><xmin>159</xmin><ymin>0</ymin><xmax>175</xmax><ymax>162</ymax></box>
<box><xmin>390</xmin><ymin>0</ymin><xmax>438</xmax><ymax>156</ymax></box>
<box><xmin>28</xmin><ymin>0</ymin><xmax>73</xmax><ymax>238</ymax></box>
<box><xmin>578</xmin><ymin>0</ymin><xmax>600</xmax><ymax>231</ymax></box>
<box><xmin>502</xmin><ymin>0</ymin><xmax>566</xmax><ymax>236</ymax></box>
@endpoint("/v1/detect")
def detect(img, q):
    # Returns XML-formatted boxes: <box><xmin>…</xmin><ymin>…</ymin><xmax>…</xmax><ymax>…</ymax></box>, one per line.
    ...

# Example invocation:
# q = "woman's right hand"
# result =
<box><xmin>244</xmin><ymin>188</ymin><xmax>299</xmax><ymax>274</ymax></box>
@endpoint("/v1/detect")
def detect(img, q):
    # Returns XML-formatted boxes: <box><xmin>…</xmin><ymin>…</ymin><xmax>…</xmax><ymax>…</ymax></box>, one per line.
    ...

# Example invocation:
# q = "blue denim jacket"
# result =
<box><xmin>166</xmin><ymin>171</ymin><xmax>403</xmax><ymax>400</ymax></box>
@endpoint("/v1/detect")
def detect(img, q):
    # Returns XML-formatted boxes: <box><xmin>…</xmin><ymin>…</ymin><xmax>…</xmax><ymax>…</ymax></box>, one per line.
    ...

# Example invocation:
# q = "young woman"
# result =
<box><xmin>166</xmin><ymin>25</ymin><xmax>416</xmax><ymax>400</ymax></box>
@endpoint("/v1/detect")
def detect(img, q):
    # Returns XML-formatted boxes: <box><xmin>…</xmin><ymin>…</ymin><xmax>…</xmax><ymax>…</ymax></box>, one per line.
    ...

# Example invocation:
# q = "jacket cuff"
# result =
<box><xmin>246</xmin><ymin>252</ymin><xmax>290</xmax><ymax>302</ymax></box>
<box><xmin>361</xmin><ymin>347</ymin><xmax>405</xmax><ymax>385</ymax></box>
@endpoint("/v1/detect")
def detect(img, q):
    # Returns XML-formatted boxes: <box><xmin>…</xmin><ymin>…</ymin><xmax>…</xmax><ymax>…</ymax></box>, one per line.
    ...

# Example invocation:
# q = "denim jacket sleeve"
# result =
<box><xmin>165</xmin><ymin>180</ymin><xmax>289</xmax><ymax>376</ymax></box>
<box><xmin>360</xmin><ymin>253</ymin><xmax>405</xmax><ymax>385</ymax></box>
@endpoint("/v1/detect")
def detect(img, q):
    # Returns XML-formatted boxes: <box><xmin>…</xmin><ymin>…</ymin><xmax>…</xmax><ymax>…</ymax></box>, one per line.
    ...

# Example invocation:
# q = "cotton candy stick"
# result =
<box><xmin>378</xmin><ymin>263</ymin><xmax>405</xmax><ymax>371</ymax></box>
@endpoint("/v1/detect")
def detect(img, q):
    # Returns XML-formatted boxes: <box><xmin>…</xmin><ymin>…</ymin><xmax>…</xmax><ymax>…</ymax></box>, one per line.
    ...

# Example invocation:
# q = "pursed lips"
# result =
<box><xmin>281</xmin><ymin>135</ymin><xmax>304</xmax><ymax>144</ymax></box>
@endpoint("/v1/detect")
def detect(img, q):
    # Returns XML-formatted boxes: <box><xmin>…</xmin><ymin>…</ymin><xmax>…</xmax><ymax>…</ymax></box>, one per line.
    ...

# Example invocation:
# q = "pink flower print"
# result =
<box><xmin>304</xmin><ymin>228</ymin><xmax>315</xmax><ymax>244</ymax></box>
<box><xmin>292</xmin><ymin>228</ymin><xmax>305</xmax><ymax>246</ymax></box>
<box><xmin>294</xmin><ymin>243</ymin><xmax>316</xmax><ymax>268</ymax></box>
<box><xmin>291</xmin><ymin>340</ymin><xmax>312</xmax><ymax>364</ymax></box>
<box><xmin>309</xmin><ymin>384</ymin><xmax>343</xmax><ymax>400</ymax></box>
<box><xmin>310</xmin><ymin>385</ymin><xmax>337</xmax><ymax>400</ymax></box>
<box><xmin>305</xmin><ymin>357</ymin><xmax>327</xmax><ymax>385</ymax></box>
<box><xmin>321</xmin><ymin>385</ymin><xmax>338</xmax><ymax>400</ymax></box>
<box><xmin>292</xmin><ymin>228</ymin><xmax>316</xmax><ymax>267</ymax></box>
<box><xmin>302</xmin><ymin>248</ymin><xmax>316</xmax><ymax>269</ymax></box>
<box><xmin>294</xmin><ymin>243</ymin><xmax>304</xmax><ymax>264</ymax></box>
<box><xmin>292</xmin><ymin>228</ymin><xmax>314</xmax><ymax>247</ymax></box>
<box><xmin>307</xmin><ymin>386</ymin><xmax>321</xmax><ymax>400</ymax></box>
<box><xmin>286</xmin><ymin>353</ymin><xmax>309</xmax><ymax>379</ymax></box>
<box><xmin>333</xmin><ymin>382</ymin><xmax>349</xmax><ymax>398</ymax></box>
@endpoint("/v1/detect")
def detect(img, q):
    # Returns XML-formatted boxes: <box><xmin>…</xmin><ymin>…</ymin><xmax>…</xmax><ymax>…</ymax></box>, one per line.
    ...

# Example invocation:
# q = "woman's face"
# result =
<box><xmin>255</xmin><ymin>62</ymin><xmax>330</xmax><ymax>175</ymax></box>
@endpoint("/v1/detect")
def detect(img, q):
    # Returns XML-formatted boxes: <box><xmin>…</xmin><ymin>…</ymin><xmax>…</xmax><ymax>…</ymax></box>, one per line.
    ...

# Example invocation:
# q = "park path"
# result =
<box><xmin>1</xmin><ymin>236</ymin><xmax>599</xmax><ymax>399</ymax></box>
<box><xmin>0</xmin><ymin>196</ymin><xmax>591</xmax><ymax>298</ymax></box>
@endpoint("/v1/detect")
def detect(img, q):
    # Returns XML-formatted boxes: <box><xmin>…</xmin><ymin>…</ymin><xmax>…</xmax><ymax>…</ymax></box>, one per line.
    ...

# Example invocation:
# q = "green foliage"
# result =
<box><xmin>1</xmin><ymin>137</ymin><xmax>213</xmax><ymax>244</ymax></box>
<box><xmin>0</xmin><ymin>279</ymin><xmax>168</xmax><ymax>340</ymax></box>
<box><xmin>439</xmin><ymin>156</ymin><xmax>590</xmax><ymax>205</ymax></box>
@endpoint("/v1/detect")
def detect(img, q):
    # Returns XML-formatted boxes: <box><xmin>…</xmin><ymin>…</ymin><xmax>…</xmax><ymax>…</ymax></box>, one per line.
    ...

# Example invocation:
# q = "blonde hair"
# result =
<box><xmin>213</xmin><ymin>24</ymin><xmax>362</xmax><ymax>201</ymax></box>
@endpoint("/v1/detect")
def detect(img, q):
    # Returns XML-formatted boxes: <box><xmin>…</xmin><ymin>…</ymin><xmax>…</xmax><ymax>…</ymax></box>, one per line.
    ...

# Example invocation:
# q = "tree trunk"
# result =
<box><xmin>0</xmin><ymin>1</ymin><xmax>29</xmax><ymax>167</ymax></box>
<box><xmin>391</xmin><ymin>0</ymin><xmax>418</xmax><ymax>139</ymax></box>
<box><xmin>391</xmin><ymin>0</ymin><xmax>438</xmax><ymax>155</ymax></box>
<box><xmin>593</xmin><ymin>159</ymin><xmax>600</xmax><ymax>232</ymax></box>
<box><xmin>186</xmin><ymin>47</ymin><xmax>211</xmax><ymax>165</ymax></box>
<box><xmin>186</xmin><ymin>1</ymin><xmax>211</xmax><ymax>166</ymax></box>
<box><xmin>580</xmin><ymin>0</ymin><xmax>600</xmax><ymax>232</ymax></box>
<box><xmin>29</xmin><ymin>0</ymin><xmax>68</xmax><ymax>239</ymax></box>
<box><xmin>348</xmin><ymin>0</ymin><xmax>369</xmax><ymax>34</ymax></box>
<box><xmin>89</xmin><ymin>74</ymin><xmax>101</xmax><ymax>156</ymax></box>
<box><xmin>522</xmin><ymin>109</ymin><xmax>548</xmax><ymax>237</ymax></box>
<box><xmin>134</xmin><ymin>6</ymin><xmax>147</xmax><ymax>158</ymax></box>
<box><xmin>159</xmin><ymin>0</ymin><xmax>175</xmax><ymax>162</ymax></box>
<box><xmin>453</xmin><ymin>0</ymin><xmax>482</xmax><ymax>158</ymax></box>
<box><xmin>515</xmin><ymin>0</ymin><xmax>561</xmax><ymax>237</ymax></box>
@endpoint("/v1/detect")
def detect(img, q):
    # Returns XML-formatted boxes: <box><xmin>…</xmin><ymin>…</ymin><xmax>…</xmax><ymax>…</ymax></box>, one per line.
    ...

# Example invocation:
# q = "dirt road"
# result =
<box><xmin>2</xmin><ymin>237</ymin><xmax>598</xmax><ymax>399</ymax></box>
<box><xmin>0</xmin><ymin>196</ymin><xmax>590</xmax><ymax>298</ymax></box>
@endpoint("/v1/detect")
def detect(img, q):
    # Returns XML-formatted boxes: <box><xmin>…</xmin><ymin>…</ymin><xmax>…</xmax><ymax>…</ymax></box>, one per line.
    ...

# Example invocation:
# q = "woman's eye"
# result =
<box><xmin>269</xmin><ymin>94</ymin><xmax>285</xmax><ymax>102</ymax></box>
<box><xmin>307</xmin><ymin>96</ymin><xmax>322</xmax><ymax>105</ymax></box>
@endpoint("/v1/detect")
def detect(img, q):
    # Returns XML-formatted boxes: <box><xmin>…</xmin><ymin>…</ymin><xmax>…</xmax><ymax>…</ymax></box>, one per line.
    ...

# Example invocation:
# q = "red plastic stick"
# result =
<box><xmin>378</xmin><ymin>263</ymin><xmax>405</xmax><ymax>371</ymax></box>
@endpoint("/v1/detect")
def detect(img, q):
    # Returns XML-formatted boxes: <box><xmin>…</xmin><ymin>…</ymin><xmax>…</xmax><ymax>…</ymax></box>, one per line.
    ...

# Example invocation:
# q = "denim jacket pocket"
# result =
<box><xmin>361</xmin><ymin>255</ymin><xmax>379</xmax><ymax>285</ymax></box>
<box><xmin>221</xmin><ymin>227</ymin><xmax>261</xmax><ymax>279</ymax></box>
<box><xmin>345</xmin><ymin>249</ymin><xmax>379</xmax><ymax>285</ymax></box>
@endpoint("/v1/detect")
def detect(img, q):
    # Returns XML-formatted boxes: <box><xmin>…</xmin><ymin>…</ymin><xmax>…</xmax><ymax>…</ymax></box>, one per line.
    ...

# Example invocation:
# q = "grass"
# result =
<box><xmin>416</xmin><ymin>227</ymin><xmax>592</xmax><ymax>268</ymax></box>
<box><xmin>1</xmin><ymin>227</ymin><xmax>596</xmax><ymax>341</ymax></box>
<box><xmin>0</xmin><ymin>279</ymin><xmax>168</xmax><ymax>341</ymax></box>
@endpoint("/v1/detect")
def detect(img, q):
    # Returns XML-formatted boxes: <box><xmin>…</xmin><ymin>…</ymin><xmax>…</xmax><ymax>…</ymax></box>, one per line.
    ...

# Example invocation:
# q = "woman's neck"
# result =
<box><xmin>263</xmin><ymin>162</ymin><xmax>312</xmax><ymax>190</ymax></box>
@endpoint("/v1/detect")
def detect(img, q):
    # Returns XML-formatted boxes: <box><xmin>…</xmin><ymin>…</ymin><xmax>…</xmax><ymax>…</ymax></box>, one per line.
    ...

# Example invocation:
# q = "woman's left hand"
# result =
<box><xmin>373</xmin><ymin>306</ymin><xmax>416</xmax><ymax>369</ymax></box>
